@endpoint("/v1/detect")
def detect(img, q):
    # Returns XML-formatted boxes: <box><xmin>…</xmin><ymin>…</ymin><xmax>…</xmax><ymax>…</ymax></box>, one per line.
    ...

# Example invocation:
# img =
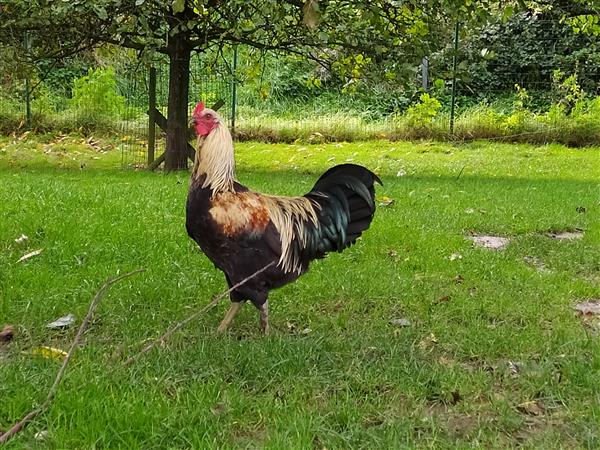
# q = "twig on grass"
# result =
<box><xmin>122</xmin><ymin>261</ymin><xmax>276</xmax><ymax>367</ymax></box>
<box><xmin>0</xmin><ymin>269</ymin><xmax>145</xmax><ymax>445</ymax></box>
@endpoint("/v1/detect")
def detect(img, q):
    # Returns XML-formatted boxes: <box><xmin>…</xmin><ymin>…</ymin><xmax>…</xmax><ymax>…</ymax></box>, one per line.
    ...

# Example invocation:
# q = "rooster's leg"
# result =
<box><xmin>259</xmin><ymin>301</ymin><xmax>270</xmax><ymax>334</ymax></box>
<box><xmin>217</xmin><ymin>302</ymin><xmax>244</xmax><ymax>333</ymax></box>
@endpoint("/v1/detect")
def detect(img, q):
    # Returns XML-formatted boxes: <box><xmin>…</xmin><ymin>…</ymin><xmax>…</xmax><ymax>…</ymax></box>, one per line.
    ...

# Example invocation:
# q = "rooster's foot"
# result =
<box><xmin>259</xmin><ymin>301</ymin><xmax>270</xmax><ymax>335</ymax></box>
<box><xmin>217</xmin><ymin>301</ymin><xmax>244</xmax><ymax>333</ymax></box>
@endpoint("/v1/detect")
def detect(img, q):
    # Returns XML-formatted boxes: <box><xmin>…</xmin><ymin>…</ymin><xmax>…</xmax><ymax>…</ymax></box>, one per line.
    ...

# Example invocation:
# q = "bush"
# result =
<box><xmin>404</xmin><ymin>93</ymin><xmax>442</xmax><ymax>128</ymax></box>
<box><xmin>69</xmin><ymin>67</ymin><xmax>125</xmax><ymax>120</ymax></box>
<box><xmin>0</xmin><ymin>98</ymin><xmax>23</xmax><ymax>134</ymax></box>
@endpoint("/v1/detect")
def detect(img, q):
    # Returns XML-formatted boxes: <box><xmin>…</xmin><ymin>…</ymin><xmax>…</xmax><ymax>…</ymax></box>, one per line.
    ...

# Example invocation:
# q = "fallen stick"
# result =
<box><xmin>122</xmin><ymin>261</ymin><xmax>276</xmax><ymax>367</ymax></box>
<box><xmin>0</xmin><ymin>268</ymin><xmax>145</xmax><ymax>445</ymax></box>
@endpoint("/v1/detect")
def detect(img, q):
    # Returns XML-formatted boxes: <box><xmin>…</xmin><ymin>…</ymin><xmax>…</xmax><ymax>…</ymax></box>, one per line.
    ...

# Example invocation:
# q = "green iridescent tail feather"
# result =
<box><xmin>303</xmin><ymin>164</ymin><xmax>382</xmax><ymax>259</ymax></box>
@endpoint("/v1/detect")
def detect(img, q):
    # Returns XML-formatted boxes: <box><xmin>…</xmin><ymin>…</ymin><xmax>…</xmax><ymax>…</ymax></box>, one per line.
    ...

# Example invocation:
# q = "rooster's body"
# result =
<box><xmin>186</xmin><ymin>103</ymin><xmax>381</xmax><ymax>332</ymax></box>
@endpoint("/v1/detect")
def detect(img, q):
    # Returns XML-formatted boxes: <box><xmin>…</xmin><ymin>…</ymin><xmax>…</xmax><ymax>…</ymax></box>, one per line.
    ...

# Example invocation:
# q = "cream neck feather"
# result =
<box><xmin>191</xmin><ymin>121</ymin><xmax>236</xmax><ymax>193</ymax></box>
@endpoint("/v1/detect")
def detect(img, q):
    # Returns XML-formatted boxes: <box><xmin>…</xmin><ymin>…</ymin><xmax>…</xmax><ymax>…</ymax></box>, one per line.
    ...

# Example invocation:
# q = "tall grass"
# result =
<box><xmin>0</xmin><ymin>68</ymin><xmax>129</xmax><ymax>135</ymax></box>
<box><xmin>2</xmin><ymin>74</ymin><xmax>599</xmax><ymax>146</ymax></box>
<box><xmin>234</xmin><ymin>96</ymin><xmax>600</xmax><ymax>146</ymax></box>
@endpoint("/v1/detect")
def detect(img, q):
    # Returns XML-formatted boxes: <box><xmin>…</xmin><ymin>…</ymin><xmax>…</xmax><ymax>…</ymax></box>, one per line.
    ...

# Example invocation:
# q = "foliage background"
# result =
<box><xmin>1</xmin><ymin>1</ymin><xmax>599</xmax><ymax>155</ymax></box>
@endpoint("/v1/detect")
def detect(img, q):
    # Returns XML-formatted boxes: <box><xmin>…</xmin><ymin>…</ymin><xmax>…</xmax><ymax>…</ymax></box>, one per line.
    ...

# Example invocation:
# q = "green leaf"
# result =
<box><xmin>172</xmin><ymin>0</ymin><xmax>184</xmax><ymax>14</ymax></box>
<box><xmin>501</xmin><ymin>5</ymin><xmax>514</xmax><ymax>23</ymax></box>
<box><xmin>93</xmin><ymin>5</ymin><xmax>108</xmax><ymax>20</ymax></box>
<box><xmin>240</xmin><ymin>19</ymin><xmax>254</xmax><ymax>32</ymax></box>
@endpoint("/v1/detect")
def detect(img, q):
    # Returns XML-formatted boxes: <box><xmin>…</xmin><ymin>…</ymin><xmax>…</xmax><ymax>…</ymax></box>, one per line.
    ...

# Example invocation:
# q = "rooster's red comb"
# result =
<box><xmin>193</xmin><ymin>102</ymin><xmax>205</xmax><ymax>116</ymax></box>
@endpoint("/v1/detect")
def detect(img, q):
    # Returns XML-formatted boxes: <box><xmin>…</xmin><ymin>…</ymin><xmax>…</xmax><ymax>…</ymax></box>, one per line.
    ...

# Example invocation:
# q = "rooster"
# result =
<box><xmin>186</xmin><ymin>102</ymin><xmax>381</xmax><ymax>333</ymax></box>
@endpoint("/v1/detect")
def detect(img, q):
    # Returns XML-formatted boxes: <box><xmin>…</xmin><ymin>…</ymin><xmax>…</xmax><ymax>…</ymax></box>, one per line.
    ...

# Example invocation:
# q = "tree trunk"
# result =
<box><xmin>164</xmin><ymin>33</ymin><xmax>191</xmax><ymax>171</ymax></box>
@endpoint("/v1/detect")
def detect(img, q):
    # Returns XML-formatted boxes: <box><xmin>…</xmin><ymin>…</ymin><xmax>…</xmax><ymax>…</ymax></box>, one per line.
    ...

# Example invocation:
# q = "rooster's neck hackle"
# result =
<box><xmin>191</xmin><ymin>120</ymin><xmax>236</xmax><ymax>194</ymax></box>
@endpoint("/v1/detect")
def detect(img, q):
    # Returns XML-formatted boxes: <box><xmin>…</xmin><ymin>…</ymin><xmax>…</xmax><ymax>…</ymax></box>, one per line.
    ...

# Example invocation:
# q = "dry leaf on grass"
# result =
<box><xmin>285</xmin><ymin>321</ymin><xmax>312</xmax><ymax>335</ymax></box>
<box><xmin>436</xmin><ymin>295</ymin><xmax>451</xmax><ymax>304</ymax></box>
<box><xmin>46</xmin><ymin>314</ymin><xmax>76</xmax><ymax>329</ymax></box>
<box><xmin>389</xmin><ymin>318</ymin><xmax>411</xmax><ymax>327</ymax></box>
<box><xmin>419</xmin><ymin>333</ymin><xmax>438</xmax><ymax>351</ymax></box>
<box><xmin>34</xmin><ymin>430</ymin><xmax>49</xmax><ymax>441</ymax></box>
<box><xmin>377</xmin><ymin>196</ymin><xmax>395</xmax><ymax>207</ymax></box>
<box><xmin>30</xmin><ymin>346</ymin><xmax>68</xmax><ymax>361</ymax></box>
<box><xmin>14</xmin><ymin>234</ymin><xmax>28</xmax><ymax>244</ymax></box>
<box><xmin>517</xmin><ymin>400</ymin><xmax>545</xmax><ymax>416</ymax></box>
<box><xmin>449</xmin><ymin>253</ymin><xmax>462</xmax><ymax>261</ymax></box>
<box><xmin>0</xmin><ymin>325</ymin><xmax>15</xmax><ymax>343</ymax></box>
<box><xmin>508</xmin><ymin>360</ymin><xmax>521</xmax><ymax>378</ymax></box>
<box><xmin>85</xmin><ymin>137</ymin><xmax>102</xmax><ymax>151</ymax></box>
<box><xmin>17</xmin><ymin>249</ymin><xmax>43</xmax><ymax>263</ymax></box>
<box><xmin>453</xmin><ymin>275</ymin><xmax>464</xmax><ymax>284</ymax></box>
<box><xmin>211</xmin><ymin>402</ymin><xmax>228</xmax><ymax>416</ymax></box>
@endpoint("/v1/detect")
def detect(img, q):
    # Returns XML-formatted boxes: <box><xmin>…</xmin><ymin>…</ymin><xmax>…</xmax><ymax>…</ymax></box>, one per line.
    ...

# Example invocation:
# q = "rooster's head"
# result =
<box><xmin>192</xmin><ymin>102</ymin><xmax>220</xmax><ymax>137</ymax></box>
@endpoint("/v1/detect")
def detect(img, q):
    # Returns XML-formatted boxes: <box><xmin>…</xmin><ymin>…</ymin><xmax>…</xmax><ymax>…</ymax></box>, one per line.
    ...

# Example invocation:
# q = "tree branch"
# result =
<box><xmin>0</xmin><ymin>269</ymin><xmax>145</xmax><ymax>445</ymax></box>
<box><xmin>121</xmin><ymin>261</ymin><xmax>276</xmax><ymax>367</ymax></box>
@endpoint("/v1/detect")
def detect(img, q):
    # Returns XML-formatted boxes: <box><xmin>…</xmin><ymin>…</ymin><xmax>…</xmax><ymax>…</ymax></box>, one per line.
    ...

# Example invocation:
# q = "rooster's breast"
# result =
<box><xmin>186</xmin><ymin>187</ymin><xmax>284</xmax><ymax>277</ymax></box>
<box><xmin>208</xmin><ymin>191</ymin><xmax>271</xmax><ymax>238</ymax></box>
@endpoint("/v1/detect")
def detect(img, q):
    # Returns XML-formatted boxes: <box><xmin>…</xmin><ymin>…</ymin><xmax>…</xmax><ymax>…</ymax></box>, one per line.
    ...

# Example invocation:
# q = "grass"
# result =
<box><xmin>234</xmin><ymin>101</ymin><xmax>600</xmax><ymax>146</ymax></box>
<box><xmin>1</xmin><ymin>133</ymin><xmax>600</xmax><ymax>448</ymax></box>
<box><xmin>4</xmin><ymin>95</ymin><xmax>600</xmax><ymax>146</ymax></box>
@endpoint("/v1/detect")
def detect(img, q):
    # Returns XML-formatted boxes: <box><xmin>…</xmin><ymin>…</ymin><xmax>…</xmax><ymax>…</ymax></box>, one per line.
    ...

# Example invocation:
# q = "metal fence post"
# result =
<box><xmin>231</xmin><ymin>46</ymin><xmax>238</xmax><ymax>134</ymax></box>
<box><xmin>422</xmin><ymin>56</ymin><xmax>429</xmax><ymax>92</ymax></box>
<box><xmin>450</xmin><ymin>21</ymin><xmax>460</xmax><ymax>135</ymax></box>
<box><xmin>147</xmin><ymin>66</ymin><xmax>157</xmax><ymax>166</ymax></box>
<box><xmin>23</xmin><ymin>32</ymin><xmax>31</xmax><ymax>129</ymax></box>
<box><xmin>24</xmin><ymin>78</ymin><xmax>31</xmax><ymax>130</ymax></box>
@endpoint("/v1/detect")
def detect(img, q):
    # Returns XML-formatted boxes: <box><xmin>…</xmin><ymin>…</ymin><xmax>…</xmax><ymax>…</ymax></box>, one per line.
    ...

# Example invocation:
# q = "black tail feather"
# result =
<box><xmin>304</xmin><ymin>164</ymin><xmax>381</xmax><ymax>258</ymax></box>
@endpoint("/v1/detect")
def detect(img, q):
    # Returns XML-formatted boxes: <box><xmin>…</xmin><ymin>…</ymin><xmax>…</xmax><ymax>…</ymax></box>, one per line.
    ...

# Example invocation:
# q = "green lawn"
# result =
<box><xmin>1</xmin><ymin>134</ymin><xmax>599</xmax><ymax>448</ymax></box>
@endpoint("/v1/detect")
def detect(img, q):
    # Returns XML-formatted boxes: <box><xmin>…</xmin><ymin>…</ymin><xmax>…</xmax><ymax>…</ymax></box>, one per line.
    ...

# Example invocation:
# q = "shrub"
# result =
<box><xmin>0</xmin><ymin>98</ymin><xmax>23</xmax><ymax>134</ymax></box>
<box><xmin>69</xmin><ymin>67</ymin><xmax>125</xmax><ymax>119</ymax></box>
<box><xmin>404</xmin><ymin>93</ymin><xmax>442</xmax><ymax>128</ymax></box>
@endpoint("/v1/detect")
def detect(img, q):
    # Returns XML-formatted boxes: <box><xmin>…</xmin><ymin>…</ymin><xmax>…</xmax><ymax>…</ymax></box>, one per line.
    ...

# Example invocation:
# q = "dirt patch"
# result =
<box><xmin>573</xmin><ymin>299</ymin><xmax>600</xmax><ymax>334</ymax></box>
<box><xmin>447</xmin><ymin>415</ymin><xmax>479</xmax><ymax>437</ymax></box>
<box><xmin>523</xmin><ymin>256</ymin><xmax>551</xmax><ymax>274</ymax></box>
<box><xmin>545</xmin><ymin>230</ymin><xmax>584</xmax><ymax>240</ymax></box>
<box><xmin>573</xmin><ymin>299</ymin><xmax>600</xmax><ymax>315</ymax></box>
<box><xmin>230</xmin><ymin>423</ymin><xmax>267</xmax><ymax>446</ymax></box>
<box><xmin>424</xmin><ymin>404</ymin><xmax>489</xmax><ymax>439</ymax></box>
<box><xmin>513</xmin><ymin>416</ymin><xmax>562</xmax><ymax>445</ymax></box>
<box><xmin>468</xmin><ymin>235</ymin><xmax>510</xmax><ymax>250</ymax></box>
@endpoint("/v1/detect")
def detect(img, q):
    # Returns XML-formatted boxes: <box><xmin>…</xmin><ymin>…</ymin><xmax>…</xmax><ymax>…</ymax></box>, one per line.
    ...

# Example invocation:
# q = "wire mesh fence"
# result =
<box><xmin>119</xmin><ymin>52</ymin><xmax>234</xmax><ymax>168</ymax></box>
<box><xmin>116</xmin><ymin>11</ymin><xmax>599</xmax><ymax>167</ymax></box>
<box><xmin>3</xmin><ymin>6</ymin><xmax>599</xmax><ymax>167</ymax></box>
